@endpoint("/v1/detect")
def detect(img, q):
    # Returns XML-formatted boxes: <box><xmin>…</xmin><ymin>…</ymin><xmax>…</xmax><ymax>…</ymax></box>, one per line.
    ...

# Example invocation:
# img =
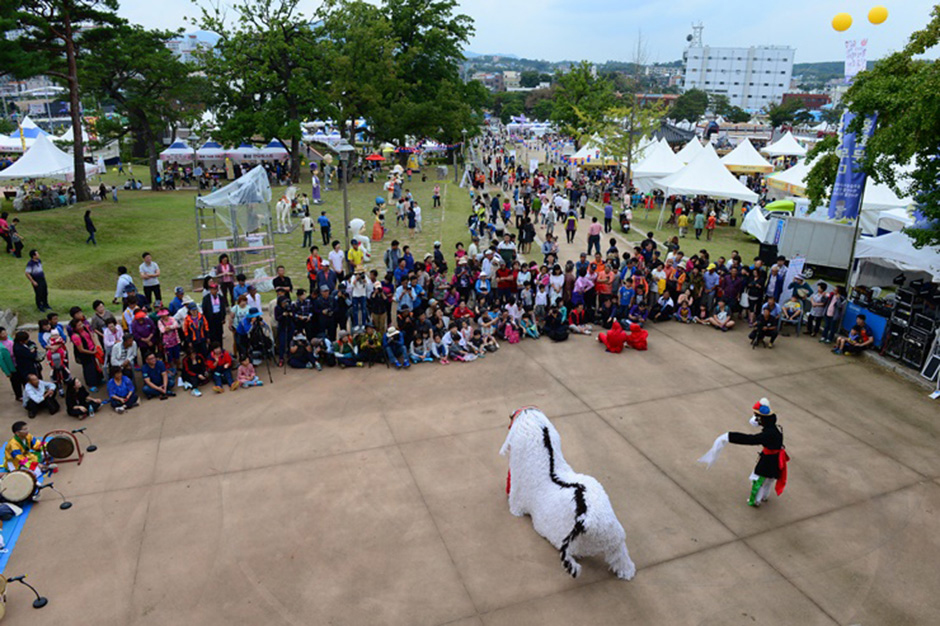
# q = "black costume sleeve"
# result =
<box><xmin>728</xmin><ymin>431</ymin><xmax>767</xmax><ymax>446</ymax></box>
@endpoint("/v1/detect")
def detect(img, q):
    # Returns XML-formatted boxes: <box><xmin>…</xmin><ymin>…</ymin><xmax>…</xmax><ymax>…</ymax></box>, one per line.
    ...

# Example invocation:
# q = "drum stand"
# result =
<box><xmin>41</xmin><ymin>428</ymin><xmax>97</xmax><ymax>466</ymax></box>
<box><xmin>6</xmin><ymin>575</ymin><xmax>48</xmax><ymax>609</ymax></box>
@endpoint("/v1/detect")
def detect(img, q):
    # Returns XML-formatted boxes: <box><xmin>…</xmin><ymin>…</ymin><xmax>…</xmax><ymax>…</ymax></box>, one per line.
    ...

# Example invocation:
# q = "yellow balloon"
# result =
<box><xmin>868</xmin><ymin>6</ymin><xmax>888</xmax><ymax>25</ymax></box>
<box><xmin>832</xmin><ymin>12</ymin><xmax>853</xmax><ymax>32</ymax></box>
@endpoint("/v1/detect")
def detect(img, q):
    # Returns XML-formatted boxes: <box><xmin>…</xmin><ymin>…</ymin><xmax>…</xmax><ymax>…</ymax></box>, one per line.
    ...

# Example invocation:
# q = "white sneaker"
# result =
<box><xmin>115</xmin><ymin>406</ymin><xmax>126</xmax><ymax>414</ymax></box>
<box><xmin>181</xmin><ymin>381</ymin><xmax>193</xmax><ymax>390</ymax></box>
<box><xmin>191</xmin><ymin>389</ymin><xmax>202</xmax><ymax>397</ymax></box>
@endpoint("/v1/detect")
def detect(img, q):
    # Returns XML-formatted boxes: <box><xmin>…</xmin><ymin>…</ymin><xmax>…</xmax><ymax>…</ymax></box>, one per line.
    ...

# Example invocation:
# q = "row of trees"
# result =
<box><xmin>0</xmin><ymin>0</ymin><xmax>482</xmax><ymax>195</ymax></box>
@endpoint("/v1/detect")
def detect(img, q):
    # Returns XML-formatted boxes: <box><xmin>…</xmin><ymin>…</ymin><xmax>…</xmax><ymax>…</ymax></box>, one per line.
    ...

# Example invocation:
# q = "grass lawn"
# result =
<box><xmin>0</xmin><ymin>166</ymin><xmax>476</xmax><ymax>322</ymax></box>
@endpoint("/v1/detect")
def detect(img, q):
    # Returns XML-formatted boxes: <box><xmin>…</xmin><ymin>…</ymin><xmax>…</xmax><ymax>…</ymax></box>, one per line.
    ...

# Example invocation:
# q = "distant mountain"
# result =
<box><xmin>464</xmin><ymin>51</ymin><xmax>519</xmax><ymax>59</ymax></box>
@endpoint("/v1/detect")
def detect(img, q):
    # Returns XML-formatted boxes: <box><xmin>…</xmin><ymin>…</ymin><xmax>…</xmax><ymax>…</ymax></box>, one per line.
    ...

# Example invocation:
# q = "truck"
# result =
<box><xmin>775</xmin><ymin>216</ymin><xmax>855</xmax><ymax>279</ymax></box>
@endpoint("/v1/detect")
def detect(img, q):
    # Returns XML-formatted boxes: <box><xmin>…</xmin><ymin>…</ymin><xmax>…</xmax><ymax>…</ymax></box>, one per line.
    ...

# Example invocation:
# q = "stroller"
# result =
<box><xmin>247</xmin><ymin>318</ymin><xmax>277</xmax><ymax>383</ymax></box>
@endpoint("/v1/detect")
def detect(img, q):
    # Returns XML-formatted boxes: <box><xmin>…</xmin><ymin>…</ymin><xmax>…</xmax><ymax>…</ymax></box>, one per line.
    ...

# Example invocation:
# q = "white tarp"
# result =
<box><xmin>740</xmin><ymin>206</ymin><xmax>774</xmax><ymax>243</ymax></box>
<box><xmin>654</xmin><ymin>143</ymin><xmax>759</xmax><ymax>202</ymax></box>
<box><xmin>762</xmin><ymin>131</ymin><xmax>807</xmax><ymax>157</ymax></box>
<box><xmin>196</xmin><ymin>164</ymin><xmax>271</xmax><ymax>208</ymax></box>
<box><xmin>675</xmin><ymin>138</ymin><xmax>704</xmax><ymax>164</ymax></box>
<box><xmin>720</xmin><ymin>137</ymin><xmax>774</xmax><ymax>173</ymax></box>
<box><xmin>853</xmin><ymin>231</ymin><xmax>940</xmax><ymax>283</ymax></box>
<box><xmin>0</xmin><ymin>134</ymin><xmax>101</xmax><ymax>181</ymax></box>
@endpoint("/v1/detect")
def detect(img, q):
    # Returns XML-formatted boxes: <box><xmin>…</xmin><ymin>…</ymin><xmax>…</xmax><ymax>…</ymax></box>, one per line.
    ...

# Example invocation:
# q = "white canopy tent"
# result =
<box><xmin>196</xmin><ymin>141</ymin><xmax>227</xmax><ymax>162</ymax></box>
<box><xmin>720</xmin><ymin>137</ymin><xmax>774</xmax><ymax>173</ymax></box>
<box><xmin>227</xmin><ymin>143</ymin><xmax>261</xmax><ymax>161</ymax></box>
<box><xmin>632</xmin><ymin>139</ymin><xmax>684</xmax><ymax>193</ymax></box>
<box><xmin>675</xmin><ymin>138</ymin><xmax>704</xmax><ymax>164</ymax></box>
<box><xmin>762</xmin><ymin>131</ymin><xmax>807</xmax><ymax>157</ymax></box>
<box><xmin>159</xmin><ymin>140</ymin><xmax>194</xmax><ymax>162</ymax></box>
<box><xmin>853</xmin><ymin>231</ymin><xmax>940</xmax><ymax>285</ymax></box>
<box><xmin>0</xmin><ymin>134</ymin><xmax>101</xmax><ymax>181</ymax></box>
<box><xmin>54</xmin><ymin>124</ymin><xmax>89</xmax><ymax>144</ymax></box>
<box><xmin>766</xmin><ymin>158</ymin><xmax>915</xmax><ymax>234</ymax></box>
<box><xmin>654</xmin><ymin>143</ymin><xmax>759</xmax><ymax>202</ymax></box>
<box><xmin>256</xmin><ymin>139</ymin><xmax>289</xmax><ymax>160</ymax></box>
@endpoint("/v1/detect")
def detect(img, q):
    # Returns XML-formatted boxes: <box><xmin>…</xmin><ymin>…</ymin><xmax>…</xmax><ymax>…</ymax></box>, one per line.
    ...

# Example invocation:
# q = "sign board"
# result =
<box><xmin>845</xmin><ymin>39</ymin><xmax>867</xmax><ymax>83</ymax></box>
<box><xmin>788</xmin><ymin>256</ymin><xmax>806</xmax><ymax>279</ymax></box>
<box><xmin>829</xmin><ymin>111</ymin><xmax>877</xmax><ymax>220</ymax></box>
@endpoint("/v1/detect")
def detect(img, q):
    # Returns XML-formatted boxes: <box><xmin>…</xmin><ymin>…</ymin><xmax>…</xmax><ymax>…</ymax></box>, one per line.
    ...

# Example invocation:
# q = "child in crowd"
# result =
<box><xmin>237</xmin><ymin>356</ymin><xmax>263</xmax><ymax>387</ymax></box>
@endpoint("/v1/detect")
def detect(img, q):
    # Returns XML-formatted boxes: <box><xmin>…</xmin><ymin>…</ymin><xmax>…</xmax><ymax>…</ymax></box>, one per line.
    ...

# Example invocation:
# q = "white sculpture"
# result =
<box><xmin>348</xmin><ymin>218</ymin><xmax>372</xmax><ymax>262</ymax></box>
<box><xmin>275</xmin><ymin>196</ymin><xmax>292</xmax><ymax>233</ymax></box>
<box><xmin>500</xmin><ymin>407</ymin><xmax>636</xmax><ymax>580</ymax></box>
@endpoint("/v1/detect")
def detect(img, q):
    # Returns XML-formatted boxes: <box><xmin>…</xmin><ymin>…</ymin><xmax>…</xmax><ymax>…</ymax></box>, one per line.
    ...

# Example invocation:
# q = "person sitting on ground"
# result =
<box><xmin>383</xmin><ymin>326</ymin><xmax>410</xmax><ymax>368</ymax></box>
<box><xmin>625</xmin><ymin>323</ymin><xmax>648</xmax><ymax>350</ymax></box>
<box><xmin>355</xmin><ymin>325</ymin><xmax>383</xmax><ymax>366</ymax></box>
<box><xmin>520</xmin><ymin>312</ymin><xmax>539</xmax><ymax>339</ymax></box>
<box><xmin>651</xmin><ymin>293</ymin><xmax>675</xmax><ymax>323</ymax></box>
<box><xmin>107</xmin><ymin>366</ymin><xmax>138</xmax><ymax>413</ymax></box>
<box><xmin>833</xmin><ymin>315</ymin><xmax>875</xmax><ymax>356</ymax></box>
<box><xmin>410</xmin><ymin>335</ymin><xmax>434</xmax><ymax>363</ymax></box>
<box><xmin>65</xmin><ymin>376</ymin><xmax>102</xmax><ymax>419</ymax></box>
<box><xmin>598</xmin><ymin>320</ymin><xmax>628</xmax><ymax>353</ymax></box>
<box><xmin>237</xmin><ymin>356</ymin><xmax>263</xmax><ymax>387</ymax></box>
<box><xmin>693</xmin><ymin>304</ymin><xmax>710</xmax><ymax>325</ymax></box>
<box><xmin>749</xmin><ymin>307</ymin><xmax>779</xmax><ymax>349</ymax></box>
<box><xmin>141</xmin><ymin>352</ymin><xmax>176</xmax><ymax>401</ymax></box>
<box><xmin>675</xmin><ymin>301</ymin><xmax>694</xmax><ymax>324</ymax></box>
<box><xmin>335</xmin><ymin>331</ymin><xmax>363</xmax><ymax>368</ymax></box>
<box><xmin>706</xmin><ymin>300</ymin><xmax>735</xmax><ymax>331</ymax></box>
<box><xmin>22</xmin><ymin>373</ymin><xmax>59</xmax><ymax>418</ymax></box>
<box><xmin>568</xmin><ymin>303</ymin><xmax>592</xmax><ymax>335</ymax></box>
<box><xmin>181</xmin><ymin>351</ymin><xmax>209</xmax><ymax>397</ymax></box>
<box><xmin>207</xmin><ymin>342</ymin><xmax>238</xmax><ymax>391</ymax></box>
<box><xmin>287</xmin><ymin>332</ymin><xmax>316</xmax><ymax>370</ymax></box>
<box><xmin>627</xmin><ymin>301</ymin><xmax>649</xmax><ymax>327</ymax></box>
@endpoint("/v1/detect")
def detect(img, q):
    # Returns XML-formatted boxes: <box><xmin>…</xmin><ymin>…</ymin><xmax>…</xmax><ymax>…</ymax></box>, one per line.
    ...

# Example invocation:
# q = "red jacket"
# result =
<box><xmin>206</xmin><ymin>350</ymin><xmax>232</xmax><ymax>371</ymax></box>
<box><xmin>599</xmin><ymin>321</ymin><xmax>627</xmax><ymax>353</ymax></box>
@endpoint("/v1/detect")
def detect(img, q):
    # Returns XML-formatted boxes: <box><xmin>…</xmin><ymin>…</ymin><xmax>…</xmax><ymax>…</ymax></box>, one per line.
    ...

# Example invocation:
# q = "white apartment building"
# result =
<box><xmin>682</xmin><ymin>45</ymin><xmax>794</xmax><ymax>110</ymax></box>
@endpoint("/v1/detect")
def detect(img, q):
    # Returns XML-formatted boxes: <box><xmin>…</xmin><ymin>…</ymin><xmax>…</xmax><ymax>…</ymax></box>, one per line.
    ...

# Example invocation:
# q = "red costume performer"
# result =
<box><xmin>598</xmin><ymin>321</ymin><xmax>628</xmax><ymax>353</ymax></box>
<box><xmin>625</xmin><ymin>323</ymin><xmax>648</xmax><ymax>351</ymax></box>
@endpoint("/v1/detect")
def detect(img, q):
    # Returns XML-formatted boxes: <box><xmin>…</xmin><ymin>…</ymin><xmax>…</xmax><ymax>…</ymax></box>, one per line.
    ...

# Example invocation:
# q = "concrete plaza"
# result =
<box><xmin>2</xmin><ymin>322</ymin><xmax>938</xmax><ymax>625</ymax></box>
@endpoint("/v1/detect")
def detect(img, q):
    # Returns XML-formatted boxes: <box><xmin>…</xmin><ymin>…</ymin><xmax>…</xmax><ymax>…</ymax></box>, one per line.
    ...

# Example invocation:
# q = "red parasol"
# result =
<box><xmin>365</xmin><ymin>153</ymin><xmax>385</xmax><ymax>161</ymax></box>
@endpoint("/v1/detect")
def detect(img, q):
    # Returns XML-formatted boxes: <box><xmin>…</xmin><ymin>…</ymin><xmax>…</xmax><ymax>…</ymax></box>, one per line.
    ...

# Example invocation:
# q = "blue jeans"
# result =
<box><xmin>385</xmin><ymin>343</ymin><xmax>406</xmax><ymax>363</ymax></box>
<box><xmin>212</xmin><ymin>368</ymin><xmax>233</xmax><ymax>387</ymax></box>
<box><xmin>351</xmin><ymin>297</ymin><xmax>367</xmax><ymax>328</ymax></box>
<box><xmin>822</xmin><ymin>316</ymin><xmax>839</xmax><ymax>342</ymax></box>
<box><xmin>110</xmin><ymin>390</ymin><xmax>138</xmax><ymax>408</ymax></box>
<box><xmin>143</xmin><ymin>375</ymin><xmax>176</xmax><ymax>397</ymax></box>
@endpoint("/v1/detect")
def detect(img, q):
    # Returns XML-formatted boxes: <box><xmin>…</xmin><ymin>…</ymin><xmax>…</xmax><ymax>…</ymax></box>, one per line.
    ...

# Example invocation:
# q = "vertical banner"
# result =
<box><xmin>829</xmin><ymin>111</ymin><xmax>877</xmax><ymax>220</ymax></box>
<box><xmin>845</xmin><ymin>39</ymin><xmax>867</xmax><ymax>83</ymax></box>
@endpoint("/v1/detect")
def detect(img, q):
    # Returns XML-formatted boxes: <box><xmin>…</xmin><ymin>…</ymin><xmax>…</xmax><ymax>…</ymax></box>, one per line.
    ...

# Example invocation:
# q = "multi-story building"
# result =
<box><xmin>681</xmin><ymin>26</ymin><xmax>794</xmax><ymax>110</ymax></box>
<box><xmin>165</xmin><ymin>34</ymin><xmax>205</xmax><ymax>64</ymax></box>
<box><xmin>502</xmin><ymin>71</ymin><xmax>521</xmax><ymax>90</ymax></box>
<box><xmin>470</xmin><ymin>72</ymin><xmax>505</xmax><ymax>92</ymax></box>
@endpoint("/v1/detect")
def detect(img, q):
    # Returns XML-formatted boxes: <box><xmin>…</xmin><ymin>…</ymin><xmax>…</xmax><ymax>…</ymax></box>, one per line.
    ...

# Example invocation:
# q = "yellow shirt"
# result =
<box><xmin>347</xmin><ymin>247</ymin><xmax>365</xmax><ymax>268</ymax></box>
<box><xmin>677</xmin><ymin>214</ymin><xmax>689</xmax><ymax>228</ymax></box>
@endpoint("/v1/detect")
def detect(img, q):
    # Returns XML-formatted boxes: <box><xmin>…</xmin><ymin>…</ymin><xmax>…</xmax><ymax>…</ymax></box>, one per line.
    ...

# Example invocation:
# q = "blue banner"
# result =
<box><xmin>828</xmin><ymin>111</ymin><xmax>877</xmax><ymax>220</ymax></box>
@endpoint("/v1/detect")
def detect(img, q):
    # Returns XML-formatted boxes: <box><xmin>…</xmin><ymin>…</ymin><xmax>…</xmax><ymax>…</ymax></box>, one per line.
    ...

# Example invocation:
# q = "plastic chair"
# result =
<box><xmin>778</xmin><ymin>310</ymin><xmax>803</xmax><ymax>336</ymax></box>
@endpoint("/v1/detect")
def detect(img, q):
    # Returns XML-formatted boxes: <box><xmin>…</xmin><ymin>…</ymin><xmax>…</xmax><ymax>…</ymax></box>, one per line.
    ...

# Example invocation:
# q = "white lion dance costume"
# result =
<box><xmin>500</xmin><ymin>407</ymin><xmax>636</xmax><ymax>580</ymax></box>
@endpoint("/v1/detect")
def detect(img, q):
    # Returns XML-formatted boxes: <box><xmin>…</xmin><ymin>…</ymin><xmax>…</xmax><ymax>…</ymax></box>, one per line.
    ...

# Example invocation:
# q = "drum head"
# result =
<box><xmin>0</xmin><ymin>471</ymin><xmax>37</xmax><ymax>504</ymax></box>
<box><xmin>45</xmin><ymin>434</ymin><xmax>75</xmax><ymax>460</ymax></box>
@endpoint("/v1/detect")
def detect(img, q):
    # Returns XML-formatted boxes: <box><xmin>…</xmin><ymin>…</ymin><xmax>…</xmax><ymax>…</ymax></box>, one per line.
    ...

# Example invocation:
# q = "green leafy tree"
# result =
<box><xmin>766</xmin><ymin>98</ymin><xmax>803</xmax><ymax>128</ymax></box>
<box><xmin>806</xmin><ymin>5</ymin><xmax>940</xmax><ymax>246</ymax></box>
<box><xmin>316</xmin><ymin>0</ymin><xmax>400</xmax><ymax>151</ymax></box>
<box><xmin>381</xmin><ymin>0</ymin><xmax>475</xmax><ymax>145</ymax></box>
<box><xmin>595</xmin><ymin>99</ymin><xmax>667</xmax><ymax>180</ymax></box>
<box><xmin>709</xmin><ymin>94</ymin><xmax>732</xmax><ymax>116</ymax></box>
<box><xmin>532</xmin><ymin>98</ymin><xmax>554</xmax><ymax>122</ymax></box>
<box><xmin>0</xmin><ymin>0</ymin><xmax>122</xmax><ymax>201</ymax></box>
<box><xmin>80</xmin><ymin>24</ymin><xmax>205</xmax><ymax>188</ymax></box>
<box><xmin>725</xmin><ymin>106</ymin><xmax>751</xmax><ymax>123</ymax></box>
<box><xmin>804</xmin><ymin>135</ymin><xmax>839</xmax><ymax>214</ymax></box>
<box><xmin>669</xmin><ymin>89</ymin><xmax>708</xmax><ymax>122</ymax></box>
<box><xmin>550</xmin><ymin>61</ymin><xmax>615</xmax><ymax>148</ymax></box>
<box><xmin>520</xmin><ymin>70</ymin><xmax>541</xmax><ymax>88</ymax></box>
<box><xmin>196</xmin><ymin>0</ymin><xmax>324</xmax><ymax>182</ymax></box>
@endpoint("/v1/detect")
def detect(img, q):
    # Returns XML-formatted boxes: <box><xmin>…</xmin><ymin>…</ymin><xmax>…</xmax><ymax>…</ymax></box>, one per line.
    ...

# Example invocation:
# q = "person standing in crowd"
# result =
<box><xmin>318</xmin><ymin>211</ymin><xmax>332</xmax><ymax>246</ymax></box>
<box><xmin>215</xmin><ymin>253</ymin><xmax>236</xmax><ymax>306</ymax></box>
<box><xmin>139</xmin><ymin>252</ymin><xmax>162</xmax><ymax>303</ymax></box>
<box><xmin>84</xmin><ymin>210</ymin><xmax>97</xmax><ymax>245</ymax></box>
<box><xmin>25</xmin><ymin>249</ymin><xmax>50</xmax><ymax>312</ymax></box>
<box><xmin>301</xmin><ymin>211</ymin><xmax>314</xmax><ymax>249</ymax></box>
<box><xmin>202</xmin><ymin>280</ymin><xmax>228</xmax><ymax>347</ymax></box>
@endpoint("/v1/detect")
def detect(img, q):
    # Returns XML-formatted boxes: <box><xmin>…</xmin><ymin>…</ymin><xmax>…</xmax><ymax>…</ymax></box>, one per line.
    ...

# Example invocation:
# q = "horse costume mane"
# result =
<box><xmin>500</xmin><ymin>407</ymin><xmax>636</xmax><ymax>580</ymax></box>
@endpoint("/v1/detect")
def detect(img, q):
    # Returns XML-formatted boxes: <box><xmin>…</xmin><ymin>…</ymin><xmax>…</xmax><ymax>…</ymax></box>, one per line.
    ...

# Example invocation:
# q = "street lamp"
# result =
<box><xmin>335</xmin><ymin>139</ymin><xmax>355</xmax><ymax>251</ymax></box>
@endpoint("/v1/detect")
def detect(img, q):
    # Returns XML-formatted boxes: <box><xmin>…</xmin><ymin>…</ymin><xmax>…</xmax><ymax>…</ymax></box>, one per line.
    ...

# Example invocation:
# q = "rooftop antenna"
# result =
<box><xmin>689</xmin><ymin>22</ymin><xmax>704</xmax><ymax>47</ymax></box>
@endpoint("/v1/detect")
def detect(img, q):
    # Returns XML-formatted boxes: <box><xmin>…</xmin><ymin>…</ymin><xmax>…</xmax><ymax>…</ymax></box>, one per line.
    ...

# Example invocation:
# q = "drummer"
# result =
<box><xmin>4</xmin><ymin>422</ymin><xmax>54</xmax><ymax>480</ymax></box>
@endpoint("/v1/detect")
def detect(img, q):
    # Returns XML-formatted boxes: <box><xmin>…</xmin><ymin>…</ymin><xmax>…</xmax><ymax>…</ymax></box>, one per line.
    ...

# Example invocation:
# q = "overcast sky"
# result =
<box><xmin>120</xmin><ymin>0</ymin><xmax>937</xmax><ymax>64</ymax></box>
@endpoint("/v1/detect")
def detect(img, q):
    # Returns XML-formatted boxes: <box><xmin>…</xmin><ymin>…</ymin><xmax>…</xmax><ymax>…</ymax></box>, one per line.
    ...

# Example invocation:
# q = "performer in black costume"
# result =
<box><xmin>698</xmin><ymin>398</ymin><xmax>790</xmax><ymax>507</ymax></box>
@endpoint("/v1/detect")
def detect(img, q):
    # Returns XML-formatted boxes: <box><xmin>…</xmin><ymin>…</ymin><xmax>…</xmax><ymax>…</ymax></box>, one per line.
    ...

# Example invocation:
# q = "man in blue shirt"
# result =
<box><xmin>168</xmin><ymin>286</ymin><xmax>186</xmax><ymax>316</ymax></box>
<box><xmin>703</xmin><ymin>264</ymin><xmax>721</xmax><ymax>313</ymax></box>
<box><xmin>603</xmin><ymin>203</ymin><xmax>614</xmax><ymax>233</ymax></box>
<box><xmin>317</xmin><ymin>211</ymin><xmax>331</xmax><ymax>245</ymax></box>
<box><xmin>25</xmin><ymin>249</ymin><xmax>50</xmax><ymax>311</ymax></box>
<box><xmin>141</xmin><ymin>352</ymin><xmax>176</xmax><ymax>400</ymax></box>
<box><xmin>617</xmin><ymin>278</ymin><xmax>636</xmax><ymax>320</ymax></box>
